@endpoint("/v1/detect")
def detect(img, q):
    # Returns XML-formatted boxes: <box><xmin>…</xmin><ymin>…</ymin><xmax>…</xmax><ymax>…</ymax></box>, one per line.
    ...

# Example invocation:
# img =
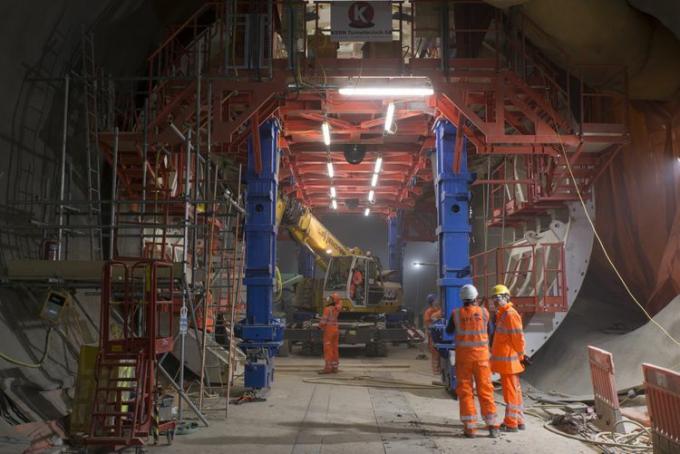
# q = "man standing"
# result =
<box><xmin>423</xmin><ymin>293</ymin><xmax>442</xmax><ymax>374</ymax></box>
<box><xmin>446</xmin><ymin>284</ymin><xmax>499</xmax><ymax>438</ymax></box>
<box><xmin>490</xmin><ymin>284</ymin><xmax>528</xmax><ymax>432</ymax></box>
<box><xmin>318</xmin><ymin>293</ymin><xmax>342</xmax><ymax>374</ymax></box>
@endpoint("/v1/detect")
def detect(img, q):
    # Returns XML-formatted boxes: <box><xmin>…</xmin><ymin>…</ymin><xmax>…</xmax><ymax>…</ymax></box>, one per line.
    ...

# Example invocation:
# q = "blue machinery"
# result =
<box><xmin>235</xmin><ymin>119</ymin><xmax>285</xmax><ymax>392</ymax></box>
<box><xmin>430</xmin><ymin>120</ymin><xmax>475</xmax><ymax>393</ymax></box>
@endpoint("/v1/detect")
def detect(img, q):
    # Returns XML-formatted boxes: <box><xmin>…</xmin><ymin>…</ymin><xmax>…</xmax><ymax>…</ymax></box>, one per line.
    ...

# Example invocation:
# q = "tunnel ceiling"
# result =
<box><xmin>484</xmin><ymin>0</ymin><xmax>680</xmax><ymax>100</ymax></box>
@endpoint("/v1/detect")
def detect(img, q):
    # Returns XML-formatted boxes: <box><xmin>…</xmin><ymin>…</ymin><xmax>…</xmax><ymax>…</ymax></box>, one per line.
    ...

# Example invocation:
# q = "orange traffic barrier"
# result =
<box><xmin>643</xmin><ymin>363</ymin><xmax>680</xmax><ymax>454</ymax></box>
<box><xmin>587</xmin><ymin>346</ymin><xmax>624</xmax><ymax>433</ymax></box>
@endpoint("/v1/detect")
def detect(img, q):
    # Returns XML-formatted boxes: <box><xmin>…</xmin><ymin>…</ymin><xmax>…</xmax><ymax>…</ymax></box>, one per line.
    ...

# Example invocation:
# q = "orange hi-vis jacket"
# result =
<box><xmin>490</xmin><ymin>302</ymin><xmax>526</xmax><ymax>374</ymax></box>
<box><xmin>319</xmin><ymin>299</ymin><xmax>342</xmax><ymax>330</ymax></box>
<box><xmin>450</xmin><ymin>304</ymin><xmax>491</xmax><ymax>362</ymax></box>
<box><xmin>423</xmin><ymin>307</ymin><xmax>442</xmax><ymax>329</ymax></box>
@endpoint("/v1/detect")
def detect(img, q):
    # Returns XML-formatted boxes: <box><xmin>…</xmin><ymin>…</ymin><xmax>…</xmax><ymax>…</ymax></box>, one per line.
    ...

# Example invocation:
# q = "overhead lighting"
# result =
<box><xmin>326</xmin><ymin>248</ymin><xmax>333</xmax><ymax>254</ymax></box>
<box><xmin>384</xmin><ymin>103</ymin><xmax>395</xmax><ymax>133</ymax></box>
<box><xmin>371</xmin><ymin>173</ymin><xmax>379</xmax><ymax>187</ymax></box>
<box><xmin>368</xmin><ymin>190</ymin><xmax>375</xmax><ymax>202</ymax></box>
<box><xmin>364</xmin><ymin>208</ymin><xmax>370</xmax><ymax>216</ymax></box>
<box><xmin>331</xmin><ymin>199</ymin><xmax>338</xmax><ymax>210</ymax></box>
<box><xmin>330</xmin><ymin>186</ymin><xmax>336</xmax><ymax>198</ymax></box>
<box><xmin>374</xmin><ymin>156</ymin><xmax>383</xmax><ymax>173</ymax></box>
<box><xmin>326</xmin><ymin>161</ymin><xmax>334</xmax><ymax>178</ymax></box>
<box><xmin>322</xmin><ymin>121</ymin><xmax>331</xmax><ymax>146</ymax></box>
<box><xmin>338</xmin><ymin>87</ymin><xmax>434</xmax><ymax>97</ymax></box>
<box><xmin>412</xmin><ymin>261</ymin><xmax>421</xmax><ymax>268</ymax></box>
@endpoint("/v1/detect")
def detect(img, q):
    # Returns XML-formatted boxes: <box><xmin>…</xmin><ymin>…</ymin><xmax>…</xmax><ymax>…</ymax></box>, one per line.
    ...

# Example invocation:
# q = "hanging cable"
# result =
<box><xmin>0</xmin><ymin>327</ymin><xmax>53</xmax><ymax>368</ymax></box>
<box><xmin>557</xmin><ymin>138</ymin><xmax>680</xmax><ymax>349</ymax></box>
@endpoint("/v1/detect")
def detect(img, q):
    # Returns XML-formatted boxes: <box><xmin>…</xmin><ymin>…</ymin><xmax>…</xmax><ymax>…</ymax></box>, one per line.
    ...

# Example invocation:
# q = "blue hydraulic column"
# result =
<box><xmin>297</xmin><ymin>246</ymin><xmax>315</xmax><ymax>278</ymax></box>
<box><xmin>387</xmin><ymin>210</ymin><xmax>404</xmax><ymax>284</ymax></box>
<box><xmin>430</xmin><ymin>119</ymin><xmax>475</xmax><ymax>394</ymax></box>
<box><xmin>235</xmin><ymin>118</ymin><xmax>284</xmax><ymax>393</ymax></box>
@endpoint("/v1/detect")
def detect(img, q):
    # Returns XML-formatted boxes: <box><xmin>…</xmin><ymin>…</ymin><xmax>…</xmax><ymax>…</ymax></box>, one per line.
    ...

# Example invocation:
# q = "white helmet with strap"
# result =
<box><xmin>460</xmin><ymin>284</ymin><xmax>479</xmax><ymax>302</ymax></box>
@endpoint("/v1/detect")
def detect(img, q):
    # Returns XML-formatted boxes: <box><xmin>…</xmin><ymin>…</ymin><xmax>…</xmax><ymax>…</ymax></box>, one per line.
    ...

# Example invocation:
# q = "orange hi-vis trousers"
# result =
<box><xmin>500</xmin><ymin>373</ymin><xmax>524</xmax><ymax>428</ymax></box>
<box><xmin>323</xmin><ymin>326</ymin><xmax>339</xmax><ymax>371</ymax></box>
<box><xmin>456</xmin><ymin>360</ymin><xmax>498</xmax><ymax>433</ymax></box>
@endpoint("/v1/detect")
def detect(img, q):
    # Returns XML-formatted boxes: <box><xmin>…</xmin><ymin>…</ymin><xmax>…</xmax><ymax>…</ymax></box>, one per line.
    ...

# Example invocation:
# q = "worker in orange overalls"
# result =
<box><xmin>423</xmin><ymin>293</ymin><xmax>442</xmax><ymax>374</ymax></box>
<box><xmin>490</xmin><ymin>284</ymin><xmax>529</xmax><ymax>432</ymax></box>
<box><xmin>318</xmin><ymin>293</ymin><xmax>343</xmax><ymax>374</ymax></box>
<box><xmin>350</xmin><ymin>267</ymin><xmax>364</xmax><ymax>303</ymax></box>
<box><xmin>446</xmin><ymin>284</ymin><xmax>499</xmax><ymax>438</ymax></box>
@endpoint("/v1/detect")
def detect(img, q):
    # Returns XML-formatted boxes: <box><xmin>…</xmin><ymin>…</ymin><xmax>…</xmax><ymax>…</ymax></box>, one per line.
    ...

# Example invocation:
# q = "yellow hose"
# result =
<box><xmin>0</xmin><ymin>327</ymin><xmax>53</xmax><ymax>368</ymax></box>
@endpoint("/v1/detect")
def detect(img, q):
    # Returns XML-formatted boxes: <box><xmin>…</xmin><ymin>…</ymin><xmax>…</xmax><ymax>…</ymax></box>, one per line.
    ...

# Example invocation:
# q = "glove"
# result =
<box><xmin>520</xmin><ymin>355</ymin><xmax>533</xmax><ymax>367</ymax></box>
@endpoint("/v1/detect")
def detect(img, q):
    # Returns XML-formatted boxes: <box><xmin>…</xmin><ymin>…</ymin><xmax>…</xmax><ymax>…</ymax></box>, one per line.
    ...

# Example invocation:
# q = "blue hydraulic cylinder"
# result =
<box><xmin>429</xmin><ymin>119</ymin><xmax>475</xmax><ymax>393</ymax></box>
<box><xmin>235</xmin><ymin>118</ymin><xmax>285</xmax><ymax>392</ymax></box>
<box><xmin>298</xmin><ymin>246</ymin><xmax>315</xmax><ymax>278</ymax></box>
<box><xmin>387</xmin><ymin>210</ymin><xmax>404</xmax><ymax>284</ymax></box>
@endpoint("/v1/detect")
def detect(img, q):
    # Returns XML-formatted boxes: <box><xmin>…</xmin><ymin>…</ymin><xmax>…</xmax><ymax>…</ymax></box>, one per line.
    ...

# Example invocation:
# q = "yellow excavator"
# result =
<box><xmin>277</xmin><ymin>196</ymin><xmax>420</xmax><ymax>357</ymax></box>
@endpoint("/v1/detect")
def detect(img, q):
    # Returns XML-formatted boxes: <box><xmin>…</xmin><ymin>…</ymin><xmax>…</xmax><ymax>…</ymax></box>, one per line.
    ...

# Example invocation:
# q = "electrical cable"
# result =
<box><xmin>557</xmin><ymin>139</ymin><xmax>680</xmax><ymax>349</ymax></box>
<box><xmin>0</xmin><ymin>327</ymin><xmax>53</xmax><ymax>368</ymax></box>
<box><xmin>542</xmin><ymin>422</ymin><xmax>649</xmax><ymax>450</ymax></box>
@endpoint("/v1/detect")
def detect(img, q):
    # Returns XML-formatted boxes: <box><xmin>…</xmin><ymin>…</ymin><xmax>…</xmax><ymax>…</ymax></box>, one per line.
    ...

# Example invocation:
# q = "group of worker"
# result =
<box><xmin>316</xmin><ymin>283</ymin><xmax>528</xmax><ymax>439</ymax></box>
<box><xmin>429</xmin><ymin>283</ymin><xmax>529</xmax><ymax>438</ymax></box>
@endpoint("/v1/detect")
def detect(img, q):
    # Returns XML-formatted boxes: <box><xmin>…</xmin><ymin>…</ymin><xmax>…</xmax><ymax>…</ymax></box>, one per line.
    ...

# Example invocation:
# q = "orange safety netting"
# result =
<box><xmin>590</xmin><ymin>102</ymin><xmax>680</xmax><ymax>316</ymax></box>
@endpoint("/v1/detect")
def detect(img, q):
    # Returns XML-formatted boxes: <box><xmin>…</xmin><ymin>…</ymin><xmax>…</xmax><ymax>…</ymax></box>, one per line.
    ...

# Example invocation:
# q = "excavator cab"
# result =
<box><xmin>324</xmin><ymin>255</ymin><xmax>385</xmax><ymax>310</ymax></box>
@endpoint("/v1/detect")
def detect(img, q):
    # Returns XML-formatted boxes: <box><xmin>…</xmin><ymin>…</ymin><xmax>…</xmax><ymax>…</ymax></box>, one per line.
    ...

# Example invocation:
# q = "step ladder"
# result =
<box><xmin>89</xmin><ymin>351</ymin><xmax>150</xmax><ymax>446</ymax></box>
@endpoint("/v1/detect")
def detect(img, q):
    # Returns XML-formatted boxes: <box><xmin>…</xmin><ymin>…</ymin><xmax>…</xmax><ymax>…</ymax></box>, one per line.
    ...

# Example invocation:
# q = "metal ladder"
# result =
<box><xmin>81</xmin><ymin>30</ymin><xmax>103</xmax><ymax>260</ymax></box>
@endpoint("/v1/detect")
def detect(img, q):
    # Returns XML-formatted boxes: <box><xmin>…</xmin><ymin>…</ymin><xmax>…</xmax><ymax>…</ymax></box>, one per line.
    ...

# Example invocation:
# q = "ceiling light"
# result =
<box><xmin>364</xmin><ymin>208</ymin><xmax>370</xmax><ymax>216</ymax></box>
<box><xmin>331</xmin><ymin>199</ymin><xmax>338</xmax><ymax>210</ymax></box>
<box><xmin>338</xmin><ymin>87</ymin><xmax>434</xmax><ymax>97</ymax></box>
<box><xmin>374</xmin><ymin>156</ymin><xmax>383</xmax><ymax>173</ymax></box>
<box><xmin>326</xmin><ymin>248</ymin><xmax>333</xmax><ymax>254</ymax></box>
<box><xmin>371</xmin><ymin>173</ymin><xmax>379</xmax><ymax>187</ymax></box>
<box><xmin>322</xmin><ymin>121</ymin><xmax>331</xmax><ymax>146</ymax></box>
<box><xmin>368</xmin><ymin>190</ymin><xmax>375</xmax><ymax>202</ymax></box>
<box><xmin>384</xmin><ymin>103</ymin><xmax>395</xmax><ymax>133</ymax></box>
<box><xmin>330</xmin><ymin>186</ymin><xmax>336</xmax><ymax>198</ymax></box>
<box><xmin>327</xmin><ymin>161</ymin><xmax>334</xmax><ymax>178</ymax></box>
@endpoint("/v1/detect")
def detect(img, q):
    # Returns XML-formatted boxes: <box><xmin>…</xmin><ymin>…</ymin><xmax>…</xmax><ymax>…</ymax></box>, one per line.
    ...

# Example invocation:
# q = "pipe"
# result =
<box><xmin>57</xmin><ymin>75</ymin><xmax>70</xmax><ymax>260</ymax></box>
<box><xmin>158</xmin><ymin>365</ymin><xmax>209</xmax><ymax>427</ymax></box>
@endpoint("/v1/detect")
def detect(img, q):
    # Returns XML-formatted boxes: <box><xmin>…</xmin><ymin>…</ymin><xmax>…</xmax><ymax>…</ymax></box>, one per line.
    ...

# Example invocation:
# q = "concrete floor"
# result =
<box><xmin>155</xmin><ymin>346</ymin><xmax>594</xmax><ymax>453</ymax></box>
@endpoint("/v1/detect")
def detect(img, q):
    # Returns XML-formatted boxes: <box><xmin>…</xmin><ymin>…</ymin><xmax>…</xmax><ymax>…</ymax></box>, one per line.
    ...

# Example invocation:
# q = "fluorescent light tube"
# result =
<box><xmin>364</xmin><ymin>208</ymin><xmax>370</xmax><ymax>216</ymax></box>
<box><xmin>374</xmin><ymin>156</ymin><xmax>383</xmax><ymax>173</ymax></box>
<box><xmin>371</xmin><ymin>173</ymin><xmax>378</xmax><ymax>187</ymax></box>
<box><xmin>322</xmin><ymin>121</ymin><xmax>331</xmax><ymax>146</ymax></box>
<box><xmin>327</xmin><ymin>161</ymin><xmax>334</xmax><ymax>178</ymax></box>
<box><xmin>339</xmin><ymin>87</ymin><xmax>434</xmax><ymax>97</ymax></box>
<box><xmin>368</xmin><ymin>190</ymin><xmax>375</xmax><ymax>202</ymax></box>
<box><xmin>330</xmin><ymin>186</ymin><xmax>336</xmax><ymax>198</ymax></box>
<box><xmin>384</xmin><ymin>103</ymin><xmax>395</xmax><ymax>132</ymax></box>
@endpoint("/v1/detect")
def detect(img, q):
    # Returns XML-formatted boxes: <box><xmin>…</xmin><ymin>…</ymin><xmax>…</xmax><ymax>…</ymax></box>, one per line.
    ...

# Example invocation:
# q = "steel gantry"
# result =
<box><xmin>74</xmin><ymin>0</ymin><xmax>632</xmax><ymax>398</ymax></box>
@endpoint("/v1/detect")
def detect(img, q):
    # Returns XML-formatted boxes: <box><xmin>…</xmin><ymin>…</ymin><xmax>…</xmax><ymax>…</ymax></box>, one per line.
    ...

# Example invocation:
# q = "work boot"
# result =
<box><xmin>500</xmin><ymin>424</ymin><xmax>518</xmax><ymax>433</ymax></box>
<box><xmin>317</xmin><ymin>369</ymin><xmax>333</xmax><ymax>375</ymax></box>
<box><xmin>331</xmin><ymin>368</ymin><xmax>339</xmax><ymax>374</ymax></box>
<box><xmin>518</xmin><ymin>423</ymin><xmax>526</xmax><ymax>431</ymax></box>
<box><xmin>488</xmin><ymin>427</ymin><xmax>500</xmax><ymax>438</ymax></box>
<box><xmin>463</xmin><ymin>431</ymin><xmax>476</xmax><ymax>438</ymax></box>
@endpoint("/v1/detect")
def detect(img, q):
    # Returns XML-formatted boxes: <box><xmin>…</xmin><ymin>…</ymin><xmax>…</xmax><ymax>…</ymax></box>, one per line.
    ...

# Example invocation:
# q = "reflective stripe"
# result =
<box><xmin>457</xmin><ymin>329</ymin><xmax>487</xmax><ymax>335</ymax></box>
<box><xmin>490</xmin><ymin>355</ymin><xmax>519</xmax><ymax>362</ymax></box>
<box><xmin>460</xmin><ymin>415</ymin><xmax>477</xmax><ymax>421</ymax></box>
<box><xmin>457</xmin><ymin>341</ymin><xmax>488</xmax><ymax>348</ymax></box>
<box><xmin>483</xmin><ymin>413</ymin><xmax>498</xmax><ymax>424</ymax></box>
<box><xmin>482</xmin><ymin>309</ymin><xmax>488</xmax><ymax>326</ymax></box>
<box><xmin>454</xmin><ymin>309</ymin><xmax>461</xmax><ymax>329</ymax></box>
<box><xmin>506</xmin><ymin>403</ymin><xmax>524</xmax><ymax>410</ymax></box>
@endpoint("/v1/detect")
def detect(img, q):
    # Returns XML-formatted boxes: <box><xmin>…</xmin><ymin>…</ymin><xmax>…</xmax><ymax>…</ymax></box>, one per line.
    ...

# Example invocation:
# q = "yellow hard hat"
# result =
<box><xmin>491</xmin><ymin>284</ymin><xmax>510</xmax><ymax>296</ymax></box>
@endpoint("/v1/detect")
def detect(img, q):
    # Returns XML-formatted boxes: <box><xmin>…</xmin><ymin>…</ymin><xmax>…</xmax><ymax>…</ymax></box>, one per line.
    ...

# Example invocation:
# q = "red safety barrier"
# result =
<box><xmin>643</xmin><ymin>363</ymin><xmax>680</xmax><ymax>454</ymax></box>
<box><xmin>588</xmin><ymin>346</ymin><xmax>624</xmax><ymax>433</ymax></box>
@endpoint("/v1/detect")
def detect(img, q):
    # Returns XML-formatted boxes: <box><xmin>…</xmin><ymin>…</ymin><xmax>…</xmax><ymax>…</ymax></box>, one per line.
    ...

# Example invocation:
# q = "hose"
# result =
<box><xmin>0</xmin><ymin>327</ymin><xmax>53</xmax><ymax>368</ymax></box>
<box><xmin>274</xmin><ymin>266</ymin><xmax>283</xmax><ymax>302</ymax></box>
<box><xmin>542</xmin><ymin>423</ymin><xmax>650</xmax><ymax>450</ymax></box>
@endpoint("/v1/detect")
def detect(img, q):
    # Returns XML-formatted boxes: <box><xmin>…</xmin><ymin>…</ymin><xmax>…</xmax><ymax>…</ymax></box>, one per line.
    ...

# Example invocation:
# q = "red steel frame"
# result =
<box><xmin>471</xmin><ymin>242</ymin><xmax>567</xmax><ymax>314</ymax></box>
<box><xmin>588</xmin><ymin>346</ymin><xmax>624</xmax><ymax>433</ymax></box>
<box><xmin>643</xmin><ymin>363</ymin><xmax>680</xmax><ymax>454</ymax></box>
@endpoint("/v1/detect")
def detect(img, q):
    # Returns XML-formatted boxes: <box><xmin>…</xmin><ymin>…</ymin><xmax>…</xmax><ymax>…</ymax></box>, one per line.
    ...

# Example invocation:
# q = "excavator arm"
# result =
<box><xmin>276</xmin><ymin>196</ymin><xmax>361</xmax><ymax>270</ymax></box>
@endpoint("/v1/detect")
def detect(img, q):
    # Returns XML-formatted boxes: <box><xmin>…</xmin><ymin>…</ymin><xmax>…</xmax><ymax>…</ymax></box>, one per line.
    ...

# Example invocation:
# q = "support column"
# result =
<box><xmin>431</xmin><ymin>119</ymin><xmax>475</xmax><ymax>392</ymax></box>
<box><xmin>387</xmin><ymin>210</ymin><xmax>404</xmax><ymax>284</ymax></box>
<box><xmin>235</xmin><ymin>118</ymin><xmax>284</xmax><ymax>393</ymax></box>
<box><xmin>298</xmin><ymin>246</ymin><xmax>315</xmax><ymax>278</ymax></box>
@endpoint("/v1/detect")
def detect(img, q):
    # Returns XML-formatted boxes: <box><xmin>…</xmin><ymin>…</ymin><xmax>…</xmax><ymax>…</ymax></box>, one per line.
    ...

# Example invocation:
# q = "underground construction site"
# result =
<box><xmin>1</xmin><ymin>1</ymin><xmax>679</xmax><ymax>453</ymax></box>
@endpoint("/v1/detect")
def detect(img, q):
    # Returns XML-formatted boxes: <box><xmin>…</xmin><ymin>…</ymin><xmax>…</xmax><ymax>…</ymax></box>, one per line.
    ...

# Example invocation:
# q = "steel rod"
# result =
<box><xmin>158</xmin><ymin>365</ymin><xmax>210</xmax><ymax>427</ymax></box>
<box><xmin>109</xmin><ymin>127</ymin><xmax>119</xmax><ymax>259</ymax></box>
<box><xmin>57</xmin><ymin>75</ymin><xmax>70</xmax><ymax>260</ymax></box>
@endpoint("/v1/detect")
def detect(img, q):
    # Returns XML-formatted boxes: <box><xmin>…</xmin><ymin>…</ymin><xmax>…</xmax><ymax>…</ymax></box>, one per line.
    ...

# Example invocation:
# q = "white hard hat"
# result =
<box><xmin>460</xmin><ymin>284</ymin><xmax>479</xmax><ymax>302</ymax></box>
